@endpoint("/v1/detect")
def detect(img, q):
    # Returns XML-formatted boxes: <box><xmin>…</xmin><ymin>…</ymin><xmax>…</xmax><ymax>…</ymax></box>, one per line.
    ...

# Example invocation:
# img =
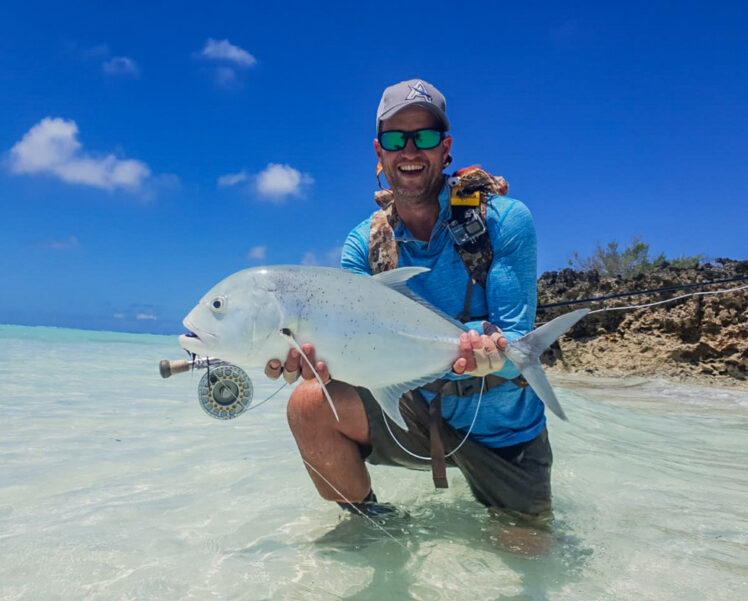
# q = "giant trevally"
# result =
<box><xmin>178</xmin><ymin>265</ymin><xmax>588</xmax><ymax>428</ymax></box>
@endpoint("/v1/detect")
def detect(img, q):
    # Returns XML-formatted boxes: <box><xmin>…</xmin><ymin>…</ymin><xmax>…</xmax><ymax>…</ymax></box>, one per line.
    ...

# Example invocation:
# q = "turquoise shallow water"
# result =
<box><xmin>1</xmin><ymin>324</ymin><xmax>747</xmax><ymax>600</ymax></box>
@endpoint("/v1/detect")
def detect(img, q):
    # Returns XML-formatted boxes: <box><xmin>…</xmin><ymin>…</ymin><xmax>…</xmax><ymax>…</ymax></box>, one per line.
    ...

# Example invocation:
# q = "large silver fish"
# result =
<box><xmin>179</xmin><ymin>265</ymin><xmax>588</xmax><ymax>428</ymax></box>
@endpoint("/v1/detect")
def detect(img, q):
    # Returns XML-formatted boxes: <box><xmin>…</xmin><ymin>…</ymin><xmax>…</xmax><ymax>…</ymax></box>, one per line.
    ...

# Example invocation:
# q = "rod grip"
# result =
<box><xmin>159</xmin><ymin>359</ymin><xmax>192</xmax><ymax>378</ymax></box>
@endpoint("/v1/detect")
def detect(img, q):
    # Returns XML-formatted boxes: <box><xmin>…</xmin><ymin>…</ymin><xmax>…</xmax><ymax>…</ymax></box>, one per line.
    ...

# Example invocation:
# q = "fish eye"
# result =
<box><xmin>210</xmin><ymin>296</ymin><xmax>228</xmax><ymax>313</ymax></box>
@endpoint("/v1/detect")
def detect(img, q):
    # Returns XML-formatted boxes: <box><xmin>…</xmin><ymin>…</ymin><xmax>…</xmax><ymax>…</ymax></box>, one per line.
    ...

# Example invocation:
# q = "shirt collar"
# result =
<box><xmin>392</xmin><ymin>177</ymin><xmax>451</xmax><ymax>243</ymax></box>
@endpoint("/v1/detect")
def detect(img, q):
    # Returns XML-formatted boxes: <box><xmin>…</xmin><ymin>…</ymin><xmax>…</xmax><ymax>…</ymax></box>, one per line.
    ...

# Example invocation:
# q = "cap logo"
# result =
<box><xmin>406</xmin><ymin>81</ymin><xmax>432</xmax><ymax>103</ymax></box>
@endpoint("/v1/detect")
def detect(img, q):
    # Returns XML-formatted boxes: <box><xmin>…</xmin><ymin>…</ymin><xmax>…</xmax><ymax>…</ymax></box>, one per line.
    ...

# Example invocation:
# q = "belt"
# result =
<box><xmin>421</xmin><ymin>374</ymin><xmax>528</xmax><ymax>397</ymax></box>
<box><xmin>420</xmin><ymin>374</ymin><xmax>529</xmax><ymax>489</ymax></box>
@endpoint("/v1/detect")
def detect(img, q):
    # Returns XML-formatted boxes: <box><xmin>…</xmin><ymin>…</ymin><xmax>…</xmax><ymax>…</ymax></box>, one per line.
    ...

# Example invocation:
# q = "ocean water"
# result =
<box><xmin>1</xmin><ymin>324</ymin><xmax>746</xmax><ymax>601</ymax></box>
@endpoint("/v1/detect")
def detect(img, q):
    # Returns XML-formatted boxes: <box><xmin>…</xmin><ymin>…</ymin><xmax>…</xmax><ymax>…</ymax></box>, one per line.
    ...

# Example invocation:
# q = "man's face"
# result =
<box><xmin>374</xmin><ymin>106</ymin><xmax>452</xmax><ymax>205</ymax></box>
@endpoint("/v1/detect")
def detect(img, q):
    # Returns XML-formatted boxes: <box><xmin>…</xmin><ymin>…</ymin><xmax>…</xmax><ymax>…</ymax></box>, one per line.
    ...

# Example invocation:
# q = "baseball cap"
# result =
<box><xmin>376</xmin><ymin>79</ymin><xmax>450</xmax><ymax>133</ymax></box>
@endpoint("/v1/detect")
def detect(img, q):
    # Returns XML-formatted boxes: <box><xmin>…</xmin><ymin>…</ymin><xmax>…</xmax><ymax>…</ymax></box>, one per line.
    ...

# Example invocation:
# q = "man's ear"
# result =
<box><xmin>373</xmin><ymin>138</ymin><xmax>383</xmax><ymax>163</ymax></box>
<box><xmin>442</xmin><ymin>135</ymin><xmax>453</xmax><ymax>165</ymax></box>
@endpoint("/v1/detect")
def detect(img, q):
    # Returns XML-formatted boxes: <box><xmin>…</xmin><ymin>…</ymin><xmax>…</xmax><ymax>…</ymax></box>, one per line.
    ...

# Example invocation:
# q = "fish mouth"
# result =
<box><xmin>179</xmin><ymin>319</ymin><xmax>217</xmax><ymax>353</ymax></box>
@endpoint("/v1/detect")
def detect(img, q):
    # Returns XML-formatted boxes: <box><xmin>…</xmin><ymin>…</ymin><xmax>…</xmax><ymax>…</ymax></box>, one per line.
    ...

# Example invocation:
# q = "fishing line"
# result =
<box><xmin>378</xmin><ymin>284</ymin><xmax>748</xmax><ymax>460</ymax></box>
<box><xmin>166</xmin><ymin>354</ymin><xmax>288</xmax><ymax>417</ymax></box>
<box><xmin>246</xmin><ymin>380</ymin><xmax>288</xmax><ymax>412</ymax></box>
<box><xmin>536</xmin><ymin>283</ymin><xmax>748</xmax><ymax>324</ymax></box>
<box><xmin>302</xmin><ymin>458</ymin><xmax>409</xmax><ymax>550</ymax></box>
<box><xmin>537</xmin><ymin>275</ymin><xmax>748</xmax><ymax>310</ymax></box>
<box><xmin>203</xmin><ymin>357</ymin><xmax>241</xmax><ymax>405</ymax></box>
<box><xmin>381</xmin><ymin>376</ymin><xmax>486</xmax><ymax>462</ymax></box>
<box><xmin>280</xmin><ymin>328</ymin><xmax>341</xmax><ymax>422</ymax></box>
<box><xmin>444</xmin><ymin>376</ymin><xmax>486</xmax><ymax>457</ymax></box>
<box><xmin>586</xmin><ymin>283</ymin><xmax>748</xmax><ymax>315</ymax></box>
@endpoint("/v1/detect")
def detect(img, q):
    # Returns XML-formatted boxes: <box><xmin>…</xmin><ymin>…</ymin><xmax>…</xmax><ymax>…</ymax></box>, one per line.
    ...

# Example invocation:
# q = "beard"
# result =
<box><xmin>383</xmin><ymin>162</ymin><xmax>445</xmax><ymax>207</ymax></box>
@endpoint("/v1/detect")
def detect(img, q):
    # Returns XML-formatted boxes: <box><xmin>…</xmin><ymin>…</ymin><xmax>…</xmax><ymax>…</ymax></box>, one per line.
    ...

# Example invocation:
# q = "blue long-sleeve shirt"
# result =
<box><xmin>341</xmin><ymin>183</ymin><xmax>546</xmax><ymax>448</ymax></box>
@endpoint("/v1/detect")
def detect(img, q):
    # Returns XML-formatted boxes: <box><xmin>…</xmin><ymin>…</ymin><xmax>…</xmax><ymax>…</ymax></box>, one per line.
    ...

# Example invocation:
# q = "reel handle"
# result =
<box><xmin>159</xmin><ymin>359</ymin><xmax>192</xmax><ymax>378</ymax></box>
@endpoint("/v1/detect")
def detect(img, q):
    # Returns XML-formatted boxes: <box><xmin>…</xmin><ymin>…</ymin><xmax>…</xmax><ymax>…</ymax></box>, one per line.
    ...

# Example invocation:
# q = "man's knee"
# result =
<box><xmin>286</xmin><ymin>381</ymin><xmax>370</xmax><ymax>445</ymax></box>
<box><xmin>287</xmin><ymin>381</ymin><xmax>332</xmax><ymax>430</ymax></box>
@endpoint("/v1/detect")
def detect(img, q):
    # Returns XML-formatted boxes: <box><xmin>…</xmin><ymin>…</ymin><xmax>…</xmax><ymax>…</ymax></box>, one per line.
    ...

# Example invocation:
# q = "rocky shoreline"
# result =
<box><xmin>537</xmin><ymin>258</ymin><xmax>748</xmax><ymax>389</ymax></box>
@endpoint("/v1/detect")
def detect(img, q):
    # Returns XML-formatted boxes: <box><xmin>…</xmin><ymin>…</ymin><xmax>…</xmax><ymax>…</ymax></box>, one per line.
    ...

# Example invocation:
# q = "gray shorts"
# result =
<box><xmin>357</xmin><ymin>387</ymin><xmax>553</xmax><ymax>516</ymax></box>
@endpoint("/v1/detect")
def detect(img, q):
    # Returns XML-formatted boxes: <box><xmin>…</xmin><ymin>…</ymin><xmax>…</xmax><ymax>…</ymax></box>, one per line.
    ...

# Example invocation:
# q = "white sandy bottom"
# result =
<box><xmin>1</xmin><ymin>325</ymin><xmax>747</xmax><ymax>601</ymax></box>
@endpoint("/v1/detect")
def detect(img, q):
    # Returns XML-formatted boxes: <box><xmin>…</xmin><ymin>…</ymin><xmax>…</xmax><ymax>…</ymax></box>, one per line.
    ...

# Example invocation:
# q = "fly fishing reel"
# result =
<box><xmin>159</xmin><ymin>357</ymin><xmax>253</xmax><ymax>420</ymax></box>
<box><xmin>197</xmin><ymin>364</ymin><xmax>253</xmax><ymax>420</ymax></box>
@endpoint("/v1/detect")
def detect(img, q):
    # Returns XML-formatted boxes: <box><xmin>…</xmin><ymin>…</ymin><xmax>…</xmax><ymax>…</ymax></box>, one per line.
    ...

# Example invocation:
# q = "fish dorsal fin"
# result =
<box><xmin>370</xmin><ymin>369</ymin><xmax>452</xmax><ymax>431</ymax></box>
<box><xmin>372</xmin><ymin>267</ymin><xmax>468</xmax><ymax>332</ymax></box>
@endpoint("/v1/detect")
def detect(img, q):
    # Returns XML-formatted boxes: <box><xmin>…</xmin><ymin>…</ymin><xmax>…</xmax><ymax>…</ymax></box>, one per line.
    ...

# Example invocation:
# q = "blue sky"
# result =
<box><xmin>1</xmin><ymin>1</ymin><xmax>746</xmax><ymax>334</ymax></box>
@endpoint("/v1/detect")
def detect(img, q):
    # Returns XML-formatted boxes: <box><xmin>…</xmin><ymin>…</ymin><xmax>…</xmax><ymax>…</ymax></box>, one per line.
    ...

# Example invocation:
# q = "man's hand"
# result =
<box><xmin>452</xmin><ymin>322</ymin><xmax>508</xmax><ymax>377</ymax></box>
<box><xmin>264</xmin><ymin>343</ymin><xmax>331</xmax><ymax>385</ymax></box>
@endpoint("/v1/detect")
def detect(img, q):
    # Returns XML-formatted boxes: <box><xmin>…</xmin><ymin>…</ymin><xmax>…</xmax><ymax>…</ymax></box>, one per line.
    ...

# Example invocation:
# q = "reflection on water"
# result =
<box><xmin>1</xmin><ymin>324</ymin><xmax>746</xmax><ymax>600</ymax></box>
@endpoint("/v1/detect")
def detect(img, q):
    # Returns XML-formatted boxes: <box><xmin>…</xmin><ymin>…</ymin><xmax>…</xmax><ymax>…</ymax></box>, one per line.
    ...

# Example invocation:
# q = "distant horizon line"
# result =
<box><xmin>0</xmin><ymin>318</ymin><xmax>181</xmax><ymax>337</ymax></box>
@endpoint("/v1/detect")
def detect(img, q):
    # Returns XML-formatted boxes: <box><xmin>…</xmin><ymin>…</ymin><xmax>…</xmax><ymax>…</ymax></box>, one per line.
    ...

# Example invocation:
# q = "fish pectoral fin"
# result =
<box><xmin>370</xmin><ymin>369</ymin><xmax>451</xmax><ymax>432</ymax></box>
<box><xmin>369</xmin><ymin>386</ymin><xmax>409</xmax><ymax>430</ymax></box>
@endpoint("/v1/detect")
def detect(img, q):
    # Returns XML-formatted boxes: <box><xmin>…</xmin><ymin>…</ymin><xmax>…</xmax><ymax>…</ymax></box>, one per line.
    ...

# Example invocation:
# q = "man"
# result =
<box><xmin>265</xmin><ymin>79</ymin><xmax>552</xmax><ymax>521</ymax></box>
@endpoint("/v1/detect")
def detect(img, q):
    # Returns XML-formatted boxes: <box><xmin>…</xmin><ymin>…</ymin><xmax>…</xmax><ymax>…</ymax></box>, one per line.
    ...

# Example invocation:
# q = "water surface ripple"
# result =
<box><xmin>1</xmin><ymin>325</ymin><xmax>746</xmax><ymax>600</ymax></box>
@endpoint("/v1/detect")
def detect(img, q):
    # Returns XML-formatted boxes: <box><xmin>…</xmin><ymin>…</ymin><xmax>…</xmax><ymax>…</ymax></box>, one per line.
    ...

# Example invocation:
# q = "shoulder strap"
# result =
<box><xmin>449</xmin><ymin>167</ymin><xmax>508</xmax><ymax>290</ymax></box>
<box><xmin>369</xmin><ymin>190</ymin><xmax>400</xmax><ymax>274</ymax></box>
<box><xmin>367</xmin><ymin>167</ymin><xmax>509</xmax><ymax>299</ymax></box>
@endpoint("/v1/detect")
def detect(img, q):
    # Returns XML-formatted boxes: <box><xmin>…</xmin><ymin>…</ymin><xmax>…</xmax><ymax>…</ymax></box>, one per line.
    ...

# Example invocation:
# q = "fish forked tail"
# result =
<box><xmin>503</xmin><ymin>308</ymin><xmax>590</xmax><ymax>421</ymax></box>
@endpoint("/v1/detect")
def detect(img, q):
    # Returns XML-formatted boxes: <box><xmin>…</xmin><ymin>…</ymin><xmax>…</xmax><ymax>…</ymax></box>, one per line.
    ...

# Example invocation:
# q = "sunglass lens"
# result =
<box><xmin>414</xmin><ymin>129</ymin><xmax>442</xmax><ymax>149</ymax></box>
<box><xmin>380</xmin><ymin>131</ymin><xmax>406</xmax><ymax>151</ymax></box>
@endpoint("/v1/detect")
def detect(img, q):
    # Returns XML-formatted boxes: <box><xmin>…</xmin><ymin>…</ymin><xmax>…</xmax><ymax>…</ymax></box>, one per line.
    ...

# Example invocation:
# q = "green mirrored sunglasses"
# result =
<box><xmin>378</xmin><ymin>128</ymin><xmax>445</xmax><ymax>151</ymax></box>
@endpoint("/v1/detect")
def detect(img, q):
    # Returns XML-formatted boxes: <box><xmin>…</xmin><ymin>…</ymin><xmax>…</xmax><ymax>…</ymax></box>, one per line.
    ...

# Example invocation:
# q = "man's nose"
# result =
<box><xmin>400</xmin><ymin>137</ymin><xmax>421</xmax><ymax>154</ymax></box>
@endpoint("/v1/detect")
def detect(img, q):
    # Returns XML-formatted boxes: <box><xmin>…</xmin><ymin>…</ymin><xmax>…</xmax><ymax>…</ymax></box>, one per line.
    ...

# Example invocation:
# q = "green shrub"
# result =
<box><xmin>568</xmin><ymin>236</ymin><xmax>704</xmax><ymax>278</ymax></box>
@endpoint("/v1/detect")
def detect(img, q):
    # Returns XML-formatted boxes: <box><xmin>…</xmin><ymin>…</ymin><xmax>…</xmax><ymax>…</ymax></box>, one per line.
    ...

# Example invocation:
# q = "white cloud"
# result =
<box><xmin>112</xmin><ymin>304</ymin><xmax>159</xmax><ymax>321</ymax></box>
<box><xmin>102</xmin><ymin>56</ymin><xmax>139</xmax><ymax>77</ymax></box>
<box><xmin>301</xmin><ymin>246</ymin><xmax>343</xmax><ymax>267</ymax></box>
<box><xmin>8</xmin><ymin>117</ymin><xmax>150</xmax><ymax>191</ymax></box>
<box><xmin>41</xmin><ymin>235</ymin><xmax>80</xmax><ymax>250</ymax></box>
<box><xmin>199</xmin><ymin>38</ymin><xmax>257</xmax><ymax>67</ymax></box>
<box><xmin>256</xmin><ymin>163</ymin><xmax>313</xmax><ymax>200</ymax></box>
<box><xmin>247</xmin><ymin>245</ymin><xmax>267</xmax><ymax>261</ymax></box>
<box><xmin>218</xmin><ymin>169</ymin><xmax>248</xmax><ymax>187</ymax></box>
